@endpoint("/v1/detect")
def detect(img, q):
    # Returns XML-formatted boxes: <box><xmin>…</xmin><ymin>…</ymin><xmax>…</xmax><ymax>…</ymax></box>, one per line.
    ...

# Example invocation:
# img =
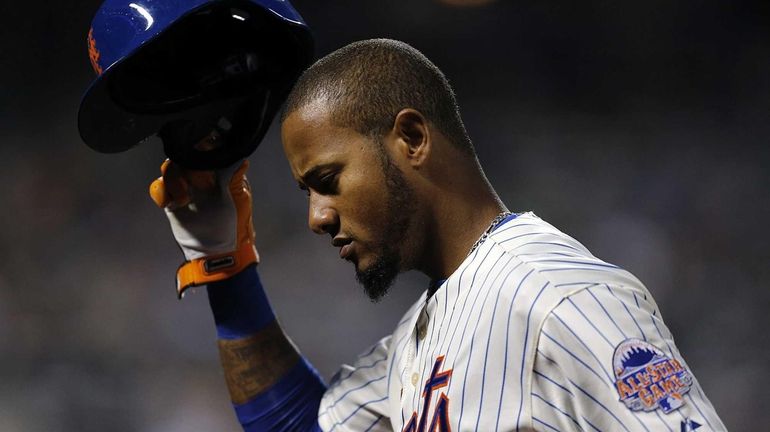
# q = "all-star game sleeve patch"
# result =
<box><xmin>613</xmin><ymin>338</ymin><xmax>694</xmax><ymax>414</ymax></box>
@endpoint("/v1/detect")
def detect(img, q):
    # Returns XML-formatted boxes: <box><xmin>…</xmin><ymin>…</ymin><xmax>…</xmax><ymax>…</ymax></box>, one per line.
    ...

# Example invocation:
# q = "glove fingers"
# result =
<box><xmin>149</xmin><ymin>159</ymin><xmax>173</xmax><ymax>208</ymax></box>
<box><xmin>162</xmin><ymin>162</ymin><xmax>192</xmax><ymax>209</ymax></box>
<box><xmin>228</xmin><ymin>160</ymin><xmax>250</xmax><ymax>191</ymax></box>
<box><xmin>159</xmin><ymin>159</ymin><xmax>172</xmax><ymax>175</ymax></box>
<box><xmin>226</xmin><ymin>160</ymin><xmax>254</xmax><ymax>247</ymax></box>
<box><xmin>227</xmin><ymin>160</ymin><xmax>251</xmax><ymax>206</ymax></box>
<box><xmin>149</xmin><ymin>177</ymin><xmax>170</xmax><ymax>208</ymax></box>
<box><xmin>150</xmin><ymin>159</ymin><xmax>241</xmax><ymax>209</ymax></box>
<box><xmin>232</xmin><ymin>159</ymin><xmax>249</xmax><ymax>181</ymax></box>
<box><xmin>186</xmin><ymin>170</ymin><xmax>217</xmax><ymax>192</ymax></box>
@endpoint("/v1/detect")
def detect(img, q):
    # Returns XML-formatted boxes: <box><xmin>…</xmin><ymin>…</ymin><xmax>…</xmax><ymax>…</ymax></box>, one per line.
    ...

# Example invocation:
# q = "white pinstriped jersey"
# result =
<box><xmin>317</xmin><ymin>212</ymin><xmax>725</xmax><ymax>431</ymax></box>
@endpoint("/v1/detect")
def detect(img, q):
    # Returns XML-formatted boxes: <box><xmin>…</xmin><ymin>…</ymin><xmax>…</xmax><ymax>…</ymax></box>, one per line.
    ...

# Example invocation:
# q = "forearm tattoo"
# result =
<box><xmin>217</xmin><ymin>321</ymin><xmax>300</xmax><ymax>404</ymax></box>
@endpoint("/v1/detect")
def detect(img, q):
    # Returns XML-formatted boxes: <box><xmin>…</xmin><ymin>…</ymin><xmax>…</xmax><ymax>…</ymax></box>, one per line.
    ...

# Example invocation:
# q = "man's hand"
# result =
<box><xmin>149</xmin><ymin>159</ymin><xmax>259</xmax><ymax>297</ymax></box>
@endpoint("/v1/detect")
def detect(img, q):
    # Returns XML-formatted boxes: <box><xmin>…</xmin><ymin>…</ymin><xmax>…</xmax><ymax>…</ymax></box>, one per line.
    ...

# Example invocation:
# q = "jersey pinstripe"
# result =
<box><xmin>316</xmin><ymin>212</ymin><xmax>725</xmax><ymax>431</ymax></box>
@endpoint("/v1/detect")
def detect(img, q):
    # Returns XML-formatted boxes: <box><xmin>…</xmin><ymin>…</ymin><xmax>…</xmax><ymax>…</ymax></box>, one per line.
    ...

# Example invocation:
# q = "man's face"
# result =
<box><xmin>281</xmin><ymin>104</ymin><xmax>416</xmax><ymax>301</ymax></box>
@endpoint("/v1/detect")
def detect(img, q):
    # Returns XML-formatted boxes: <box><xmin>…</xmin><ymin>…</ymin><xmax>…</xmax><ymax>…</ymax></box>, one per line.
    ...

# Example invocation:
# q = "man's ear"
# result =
<box><xmin>390</xmin><ymin>108</ymin><xmax>431</xmax><ymax>168</ymax></box>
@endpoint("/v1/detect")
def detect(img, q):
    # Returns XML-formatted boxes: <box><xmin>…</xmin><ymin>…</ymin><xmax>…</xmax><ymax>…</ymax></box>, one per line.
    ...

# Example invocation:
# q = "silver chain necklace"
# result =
<box><xmin>468</xmin><ymin>211</ymin><xmax>513</xmax><ymax>256</ymax></box>
<box><xmin>427</xmin><ymin>210</ymin><xmax>514</xmax><ymax>298</ymax></box>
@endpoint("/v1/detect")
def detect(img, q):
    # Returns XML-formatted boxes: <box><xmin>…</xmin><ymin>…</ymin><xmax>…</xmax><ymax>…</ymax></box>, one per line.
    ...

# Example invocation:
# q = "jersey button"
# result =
<box><xmin>411</xmin><ymin>373</ymin><xmax>419</xmax><ymax>387</ymax></box>
<box><xmin>416</xmin><ymin>309</ymin><xmax>429</xmax><ymax>340</ymax></box>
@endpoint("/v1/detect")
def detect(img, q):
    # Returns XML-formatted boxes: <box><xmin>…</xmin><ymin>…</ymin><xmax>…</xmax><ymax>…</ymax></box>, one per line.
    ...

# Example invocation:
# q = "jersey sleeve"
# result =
<box><xmin>317</xmin><ymin>336</ymin><xmax>392</xmax><ymax>432</ymax></box>
<box><xmin>530</xmin><ymin>283</ymin><xmax>726</xmax><ymax>432</ymax></box>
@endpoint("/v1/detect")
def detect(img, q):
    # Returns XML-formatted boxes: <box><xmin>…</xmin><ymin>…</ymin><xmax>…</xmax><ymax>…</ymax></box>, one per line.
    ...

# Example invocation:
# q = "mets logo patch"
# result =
<box><xmin>88</xmin><ymin>28</ymin><xmax>103</xmax><ymax>75</ymax></box>
<box><xmin>613</xmin><ymin>338</ymin><xmax>693</xmax><ymax>414</ymax></box>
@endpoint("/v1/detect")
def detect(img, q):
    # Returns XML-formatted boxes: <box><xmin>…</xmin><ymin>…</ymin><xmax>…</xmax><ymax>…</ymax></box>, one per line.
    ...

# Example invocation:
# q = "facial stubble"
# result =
<box><xmin>355</xmin><ymin>152</ymin><xmax>415</xmax><ymax>302</ymax></box>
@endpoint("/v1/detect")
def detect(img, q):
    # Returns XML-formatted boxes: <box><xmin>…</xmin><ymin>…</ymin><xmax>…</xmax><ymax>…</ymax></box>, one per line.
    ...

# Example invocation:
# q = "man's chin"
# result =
<box><xmin>354</xmin><ymin>254</ymin><xmax>400</xmax><ymax>303</ymax></box>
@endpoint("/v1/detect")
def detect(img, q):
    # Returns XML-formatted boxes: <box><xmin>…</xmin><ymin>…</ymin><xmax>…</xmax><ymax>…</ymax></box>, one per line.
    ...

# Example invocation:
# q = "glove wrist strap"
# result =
<box><xmin>176</xmin><ymin>243</ymin><xmax>259</xmax><ymax>299</ymax></box>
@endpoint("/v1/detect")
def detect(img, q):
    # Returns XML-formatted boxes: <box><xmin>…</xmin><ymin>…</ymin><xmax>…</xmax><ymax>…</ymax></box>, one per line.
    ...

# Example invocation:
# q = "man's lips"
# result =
<box><xmin>339</xmin><ymin>242</ymin><xmax>353</xmax><ymax>260</ymax></box>
<box><xmin>332</xmin><ymin>237</ymin><xmax>354</xmax><ymax>260</ymax></box>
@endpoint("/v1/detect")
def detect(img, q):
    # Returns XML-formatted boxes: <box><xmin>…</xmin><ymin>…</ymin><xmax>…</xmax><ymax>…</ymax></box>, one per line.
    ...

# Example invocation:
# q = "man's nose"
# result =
<box><xmin>308</xmin><ymin>194</ymin><xmax>339</xmax><ymax>235</ymax></box>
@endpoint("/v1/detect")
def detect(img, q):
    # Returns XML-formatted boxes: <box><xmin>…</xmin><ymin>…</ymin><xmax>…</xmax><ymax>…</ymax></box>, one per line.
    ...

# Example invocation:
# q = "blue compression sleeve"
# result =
<box><xmin>207</xmin><ymin>264</ymin><xmax>275</xmax><ymax>339</ymax></box>
<box><xmin>235</xmin><ymin>358</ymin><xmax>326</xmax><ymax>432</ymax></box>
<box><xmin>207</xmin><ymin>266</ymin><xmax>327</xmax><ymax>431</ymax></box>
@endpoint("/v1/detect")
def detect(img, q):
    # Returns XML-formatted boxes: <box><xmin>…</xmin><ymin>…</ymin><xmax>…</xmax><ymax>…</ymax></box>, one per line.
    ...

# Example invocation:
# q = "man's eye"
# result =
<box><xmin>318</xmin><ymin>173</ymin><xmax>338</xmax><ymax>192</ymax></box>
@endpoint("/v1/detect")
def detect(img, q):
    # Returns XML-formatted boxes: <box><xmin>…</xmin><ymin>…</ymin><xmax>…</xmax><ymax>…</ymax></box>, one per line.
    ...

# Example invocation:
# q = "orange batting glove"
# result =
<box><xmin>149</xmin><ymin>159</ymin><xmax>259</xmax><ymax>298</ymax></box>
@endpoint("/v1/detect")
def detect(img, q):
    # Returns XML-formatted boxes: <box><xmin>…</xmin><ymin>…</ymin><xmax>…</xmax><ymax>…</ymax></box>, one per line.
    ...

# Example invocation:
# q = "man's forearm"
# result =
<box><xmin>218</xmin><ymin>321</ymin><xmax>300</xmax><ymax>404</ymax></box>
<box><xmin>207</xmin><ymin>266</ymin><xmax>326</xmax><ymax>431</ymax></box>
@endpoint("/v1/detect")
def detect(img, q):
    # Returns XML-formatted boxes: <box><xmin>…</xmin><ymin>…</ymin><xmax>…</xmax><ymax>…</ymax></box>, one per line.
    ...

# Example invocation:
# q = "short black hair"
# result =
<box><xmin>282</xmin><ymin>39</ymin><xmax>474</xmax><ymax>154</ymax></box>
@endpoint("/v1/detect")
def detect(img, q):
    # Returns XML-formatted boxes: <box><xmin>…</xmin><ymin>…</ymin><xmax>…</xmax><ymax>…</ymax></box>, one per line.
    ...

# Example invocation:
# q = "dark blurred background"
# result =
<box><xmin>1</xmin><ymin>0</ymin><xmax>768</xmax><ymax>430</ymax></box>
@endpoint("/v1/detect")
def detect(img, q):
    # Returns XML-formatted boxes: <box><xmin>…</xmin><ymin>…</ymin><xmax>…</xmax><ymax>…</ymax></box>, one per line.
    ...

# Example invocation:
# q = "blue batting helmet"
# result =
<box><xmin>78</xmin><ymin>0</ymin><xmax>313</xmax><ymax>169</ymax></box>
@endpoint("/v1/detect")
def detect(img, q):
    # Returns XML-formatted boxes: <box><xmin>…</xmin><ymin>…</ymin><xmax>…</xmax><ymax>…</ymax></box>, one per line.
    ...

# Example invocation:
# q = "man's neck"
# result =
<box><xmin>418</xmin><ymin>184</ymin><xmax>506</xmax><ymax>281</ymax></box>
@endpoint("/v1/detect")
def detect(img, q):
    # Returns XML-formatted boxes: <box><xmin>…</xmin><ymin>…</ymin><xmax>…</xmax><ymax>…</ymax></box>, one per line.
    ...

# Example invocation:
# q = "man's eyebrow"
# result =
<box><xmin>297</xmin><ymin>163</ymin><xmax>337</xmax><ymax>189</ymax></box>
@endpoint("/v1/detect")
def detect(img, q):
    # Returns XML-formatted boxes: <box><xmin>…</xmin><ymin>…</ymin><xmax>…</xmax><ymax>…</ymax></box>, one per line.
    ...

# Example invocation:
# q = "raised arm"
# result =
<box><xmin>149</xmin><ymin>159</ymin><xmax>325</xmax><ymax>431</ymax></box>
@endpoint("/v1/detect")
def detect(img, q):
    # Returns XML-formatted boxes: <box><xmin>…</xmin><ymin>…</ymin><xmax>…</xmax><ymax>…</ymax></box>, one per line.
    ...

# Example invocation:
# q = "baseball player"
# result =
<box><xmin>150</xmin><ymin>39</ymin><xmax>726</xmax><ymax>431</ymax></box>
